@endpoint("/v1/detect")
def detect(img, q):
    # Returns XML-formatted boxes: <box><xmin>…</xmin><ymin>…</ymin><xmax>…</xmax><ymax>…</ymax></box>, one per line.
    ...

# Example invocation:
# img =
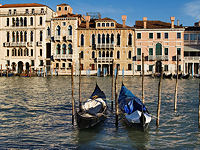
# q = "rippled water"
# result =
<box><xmin>0</xmin><ymin>76</ymin><xmax>199</xmax><ymax>149</ymax></box>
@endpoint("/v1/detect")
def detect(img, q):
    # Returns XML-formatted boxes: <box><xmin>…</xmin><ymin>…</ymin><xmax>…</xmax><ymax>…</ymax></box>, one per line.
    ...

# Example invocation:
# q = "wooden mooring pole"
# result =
<box><xmin>111</xmin><ymin>62</ymin><xmax>114</xmax><ymax>111</ymax></box>
<box><xmin>29</xmin><ymin>65</ymin><xmax>31</xmax><ymax>77</ymax></box>
<box><xmin>6</xmin><ymin>64</ymin><xmax>8</xmax><ymax>77</ymax></box>
<box><xmin>115</xmin><ymin>65</ymin><xmax>119</xmax><ymax>127</ymax></box>
<box><xmin>199</xmin><ymin>60</ymin><xmax>200</xmax><ymax>128</ymax></box>
<box><xmin>71</xmin><ymin>64</ymin><xmax>75</xmax><ymax>126</ymax></box>
<box><xmin>156</xmin><ymin>67</ymin><xmax>163</xmax><ymax>127</ymax></box>
<box><xmin>174</xmin><ymin>54</ymin><xmax>179</xmax><ymax>112</ymax></box>
<box><xmin>79</xmin><ymin>53</ymin><xmax>82</xmax><ymax>110</ymax></box>
<box><xmin>142</xmin><ymin>53</ymin><xmax>145</xmax><ymax>103</ymax></box>
<box><xmin>1</xmin><ymin>64</ymin><xmax>2</xmax><ymax>77</ymax></box>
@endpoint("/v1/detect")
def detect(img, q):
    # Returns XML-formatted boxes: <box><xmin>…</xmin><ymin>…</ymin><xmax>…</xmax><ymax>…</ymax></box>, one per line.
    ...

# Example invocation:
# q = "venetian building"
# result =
<box><xmin>77</xmin><ymin>15</ymin><xmax>134</xmax><ymax>75</ymax></box>
<box><xmin>134</xmin><ymin>17</ymin><xmax>184</xmax><ymax>75</ymax></box>
<box><xmin>50</xmin><ymin>4</ymin><xmax>83</xmax><ymax>75</ymax></box>
<box><xmin>0</xmin><ymin>3</ymin><xmax>54</xmax><ymax>73</ymax></box>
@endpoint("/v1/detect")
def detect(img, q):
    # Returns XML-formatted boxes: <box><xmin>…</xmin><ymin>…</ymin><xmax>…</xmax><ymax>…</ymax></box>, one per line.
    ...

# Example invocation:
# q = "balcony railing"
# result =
<box><xmin>97</xmin><ymin>57</ymin><xmax>113</xmax><ymax>62</ymax></box>
<box><xmin>0</xmin><ymin>10</ymin><xmax>47</xmax><ymax>16</ymax></box>
<box><xmin>136</xmin><ymin>55</ymin><xmax>141</xmax><ymax>61</ymax></box>
<box><xmin>37</xmin><ymin>41</ymin><xmax>42</xmax><ymax>46</ymax></box>
<box><xmin>148</xmin><ymin>55</ymin><xmax>154</xmax><ymax>61</ymax></box>
<box><xmin>54</xmin><ymin>54</ymin><xmax>73</xmax><ymax>59</ymax></box>
<box><xmin>4</xmin><ymin>42</ymin><xmax>28</xmax><ymax>47</ymax></box>
<box><xmin>184</xmin><ymin>56</ymin><xmax>200</xmax><ymax>60</ymax></box>
<box><xmin>96</xmin><ymin>44</ymin><xmax>114</xmax><ymax>49</ymax></box>
<box><xmin>27</xmin><ymin>42</ymin><xmax>33</xmax><ymax>47</ymax></box>
<box><xmin>67</xmin><ymin>35</ymin><xmax>72</xmax><ymax>41</ymax></box>
<box><xmin>184</xmin><ymin>40</ymin><xmax>200</xmax><ymax>45</ymax></box>
<box><xmin>54</xmin><ymin>36</ymin><xmax>61</xmax><ymax>41</ymax></box>
<box><xmin>3</xmin><ymin>42</ymin><xmax>10</xmax><ymax>47</ymax></box>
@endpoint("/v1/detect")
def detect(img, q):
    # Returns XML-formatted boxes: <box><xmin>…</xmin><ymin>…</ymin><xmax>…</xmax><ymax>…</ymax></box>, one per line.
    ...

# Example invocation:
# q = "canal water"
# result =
<box><xmin>0</xmin><ymin>76</ymin><xmax>199</xmax><ymax>149</ymax></box>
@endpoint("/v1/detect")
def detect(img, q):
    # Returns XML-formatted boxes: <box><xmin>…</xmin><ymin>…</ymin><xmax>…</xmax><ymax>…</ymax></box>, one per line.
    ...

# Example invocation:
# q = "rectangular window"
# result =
<box><xmin>40</xmin><ymin>17</ymin><xmax>43</xmax><ymax>25</ymax></box>
<box><xmin>137</xmin><ymin>33</ymin><xmax>141</xmax><ymax>39</ymax></box>
<box><xmin>81</xmin><ymin>51</ymin><xmax>84</xmax><ymax>59</ymax></box>
<box><xmin>25</xmin><ymin>9</ymin><xmax>29</xmax><ymax>14</ymax></box>
<box><xmin>149</xmin><ymin>48</ymin><xmax>153</xmax><ymax>55</ymax></box>
<box><xmin>137</xmin><ymin>48</ymin><xmax>141</xmax><ymax>55</ymax></box>
<box><xmin>14</xmin><ymin>9</ymin><xmax>16</xmax><ymax>15</ymax></box>
<box><xmin>68</xmin><ymin>63</ymin><xmax>71</xmax><ymax>68</ymax></box>
<box><xmin>184</xmin><ymin>34</ymin><xmax>189</xmax><ymax>40</ymax></box>
<box><xmin>7</xmin><ymin>49</ymin><xmax>9</xmax><ymax>56</ymax></box>
<box><xmin>97</xmin><ymin>23</ymin><xmax>101</xmax><ymax>27</ymax></box>
<box><xmin>56</xmin><ymin>63</ymin><xmax>59</xmax><ymax>68</ymax></box>
<box><xmin>102</xmin><ymin>23</ymin><xmax>105</xmax><ymax>27</ymax></box>
<box><xmin>58</xmin><ymin>7</ymin><xmax>61</xmax><ymax>11</ymax></box>
<box><xmin>190</xmin><ymin>34</ymin><xmax>197</xmax><ymax>41</ymax></box>
<box><xmin>41</xmin><ymin>8</ymin><xmax>44</xmax><ymax>13</ymax></box>
<box><xmin>31</xmin><ymin>60</ymin><xmax>34</xmax><ymax>66</ymax></box>
<box><xmin>7</xmin><ymin>18</ymin><xmax>9</xmax><ymax>26</ymax></box>
<box><xmin>9</xmin><ymin>10</ymin><xmax>11</xmax><ymax>15</ymax></box>
<box><xmin>62</xmin><ymin>63</ymin><xmax>65</xmax><ymax>68</ymax></box>
<box><xmin>179</xmin><ymin>65</ymin><xmax>181</xmax><ymax>71</ymax></box>
<box><xmin>7</xmin><ymin>60</ymin><xmax>10</xmax><ymax>66</ymax></box>
<box><xmin>177</xmin><ymin>48</ymin><xmax>181</xmax><ymax>55</ymax></box>
<box><xmin>164</xmin><ymin>48</ymin><xmax>168</xmax><ymax>55</ymax></box>
<box><xmin>31</xmin><ymin>49</ymin><xmax>33</xmax><ymax>56</ymax></box>
<box><xmin>39</xmin><ymin>60</ymin><xmax>43</xmax><ymax>66</ymax></box>
<box><xmin>111</xmin><ymin>23</ymin><xmax>114</xmax><ymax>27</ymax></box>
<box><xmin>157</xmin><ymin>33</ymin><xmax>161</xmax><ymax>39</ymax></box>
<box><xmin>106</xmin><ymin>23</ymin><xmax>109</xmax><ymax>27</ymax></box>
<box><xmin>149</xmin><ymin>33</ymin><xmax>153</xmax><ymax>39</ymax></box>
<box><xmin>65</xmin><ymin>7</ymin><xmax>67</xmax><ymax>11</ymax></box>
<box><xmin>32</xmin><ymin>9</ymin><xmax>35</xmax><ymax>14</ymax></box>
<box><xmin>164</xmin><ymin>65</ymin><xmax>168</xmax><ymax>71</ymax></box>
<box><xmin>137</xmin><ymin>65</ymin><xmax>141</xmax><ymax>71</ymax></box>
<box><xmin>177</xmin><ymin>32</ymin><xmax>181</xmax><ymax>39</ymax></box>
<box><xmin>62</xmin><ymin>22</ymin><xmax>66</xmax><ymax>26</ymax></box>
<box><xmin>128</xmin><ymin>64</ymin><xmax>132</xmax><ymax>70</ymax></box>
<box><xmin>40</xmin><ymin>49</ymin><xmax>42</xmax><ymax>56</ymax></box>
<box><xmin>165</xmin><ymin>33</ymin><xmax>168</xmax><ymax>39</ymax></box>
<box><xmin>149</xmin><ymin>65</ymin><xmax>153</xmax><ymax>71</ymax></box>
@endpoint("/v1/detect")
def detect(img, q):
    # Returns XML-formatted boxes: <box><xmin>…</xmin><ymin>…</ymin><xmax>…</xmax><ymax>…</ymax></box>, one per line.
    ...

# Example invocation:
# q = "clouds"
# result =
<box><xmin>184</xmin><ymin>0</ymin><xmax>200</xmax><ymax>20</ymax></box>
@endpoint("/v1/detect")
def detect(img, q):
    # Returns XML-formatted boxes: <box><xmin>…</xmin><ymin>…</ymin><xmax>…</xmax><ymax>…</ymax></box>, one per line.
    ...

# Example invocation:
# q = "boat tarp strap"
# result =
<box><xmin>90</xmin><ymin>83</ymin><xmax>106</xmax><ymax>99</ymax></box>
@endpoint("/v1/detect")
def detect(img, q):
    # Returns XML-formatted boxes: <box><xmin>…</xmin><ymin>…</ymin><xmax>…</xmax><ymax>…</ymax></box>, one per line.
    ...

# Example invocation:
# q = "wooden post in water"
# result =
<box><xmin>29</xmin><ymin>65</ymin><xmax>31</xmax><ymax>77</ymax></box>
<box><xmin>156</xmin><ymin>67</ymin><xmax>163</xmax><ymax>127</ymax></box>
<box><xmin>79</xmin><ymin>53</ymin><xmax>82</xmax><ymax>110</ymax></box>
<box><xmin>1</xmin><ymin>64</ymin><xmax>2</xmax><ymax>77</ymax></box>
<box><xmin>115</xmin><ymin>65</ymin><xmax>119</xmax><ymax>127</ymax></box>
<box><xmin>6</xmin><ymin>64</ymin><xmax>8</xmax><ymax>77</ymax></box>
<box><xmin>71</xmin><ymin>64</ymin><xmax>75</xmax><ymax>126</ymax></box>
<box><xmin>199</xmin><ymin>60</ymin><xmax>200</xmax><ymax>128</ymax></box>
<box><xmin>142</xmin><ymin>53</ymin><xmax>145</xmax><ymax>103</ymax></box>
<box><xmin>111</xmin><ymin>61</ymin><xmax>114</xmax><ymax>111</ymax></box>
<box><xmin>174</xmin><ymin>54</ymin><xmax>179</xmax><ymax>112</ymax></box>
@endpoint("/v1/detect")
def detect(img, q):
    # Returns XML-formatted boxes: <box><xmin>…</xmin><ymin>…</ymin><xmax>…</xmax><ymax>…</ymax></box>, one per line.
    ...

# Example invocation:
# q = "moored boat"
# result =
<box><xmin>76</xmin><ymin>84</ymin><xmax>108</xmax><ymax>129</ymax></box>
<box><xmin>182</xmin><ymin>74</ymin><xmax>190</xmax><ymax>79</ymax></box>
<box><xmin>163</xmin><ymin>73</ymin><xmax>172</xmax><ymax>79</ymax></box>
<box><xmin>118</xmin><ymin>84</ymin><xmax>151</xmax><ymax>130</ymax></box>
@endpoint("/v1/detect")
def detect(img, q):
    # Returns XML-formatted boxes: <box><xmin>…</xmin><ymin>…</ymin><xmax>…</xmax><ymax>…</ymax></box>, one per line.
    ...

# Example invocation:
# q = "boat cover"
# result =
<box><xmin>90</xmin><ymin>84</ymin><xmax>106</xmax><ymax>99</ymax></box>
<box><xmin>118</xmin><ymin>84</ymin><xmax>148</xmax><ymax>114</ymax></box>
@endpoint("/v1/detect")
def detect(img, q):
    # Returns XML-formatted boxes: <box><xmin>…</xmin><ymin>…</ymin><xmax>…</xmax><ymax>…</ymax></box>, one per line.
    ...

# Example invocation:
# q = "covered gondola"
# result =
<box><xmin>118</xmin><ymin>84</ymin><xmax>151</xmax><ymax>130</ymax></box>
<box><xmin>76</xmin><ymin>84</ymin><xmax>108</xmax><ymax>129</ymax></box>
<box><xmin>163</xmin><ymin>73</ymin><xmax>172</xmax><ymax>79</ymax></box>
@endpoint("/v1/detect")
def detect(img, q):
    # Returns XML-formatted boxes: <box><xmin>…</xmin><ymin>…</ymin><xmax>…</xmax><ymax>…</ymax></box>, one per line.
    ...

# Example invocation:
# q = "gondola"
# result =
<box><xmin>163</xmin><ymin>73</ymin><xmax>172</xmax><ymax>79</ymax></box>
<box><xmin>182</xmin><ymin>73</ymin><xmax>190</xmax><ymax>79</ymax></box>
<box><xmin>173</xmin><ymin>73</ymin><xmax>182</xmax><ymax>79</ymax></box>
<box><xmin>118</xmin><ymin>84</ymin><xmax>151</xmax><ymax>130</ymax></box>
<box><xmin>76</xmin><ymin>84</ymin><xmax>108</xmax><ymax>129</ymax></box>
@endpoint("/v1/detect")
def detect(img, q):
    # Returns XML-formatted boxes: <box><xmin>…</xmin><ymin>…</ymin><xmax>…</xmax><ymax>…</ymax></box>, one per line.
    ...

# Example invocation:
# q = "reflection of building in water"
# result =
<box><xmin>184</xmin><ymin>24</ymin><xmax>200</xmax><ymax>76</ymax></box>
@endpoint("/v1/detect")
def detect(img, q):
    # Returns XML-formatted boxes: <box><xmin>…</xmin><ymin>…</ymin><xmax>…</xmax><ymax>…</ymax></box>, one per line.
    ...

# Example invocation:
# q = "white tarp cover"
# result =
<box><xmin>125</xmin><ymin>110</ymin><xmax>151</xmax><ymax>124</ymax></box>
<box><xmin>81</xmin><ymin>98</ymin><xmax>106</xmax><ymax>115</ymax></box>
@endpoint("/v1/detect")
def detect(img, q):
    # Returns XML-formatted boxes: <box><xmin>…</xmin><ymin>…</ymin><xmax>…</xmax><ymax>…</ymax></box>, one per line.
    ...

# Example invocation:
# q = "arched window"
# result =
<box><xmin>56</xmin><ymin>26</ymin><xmax>61</xmax><ymax>36</ymax></box>
<box><xmin>18</xmin><ymin>49</ymin><xmax>20</xmax><ymax>56</ymax></box>
<box><xmin>7</xmin><ymin>18</ymin><xmax>9</xmax><ymax>26</ymax></box>
<box><xmin>12</xmin><ymin>49</ymin><xmax>15</xmax><ymax>56</ymax></box>
<box><xmin>14</xmin><ymin>49</ymin><xmax>17</xmax><ymax>56</ymax></box>
<box><xmin>24</xmin><ymin>31</ymin><xmax>27</xmax><ymax>42</ymax></box>
<box><xmin>106</xmin><ymin>34</ymin><xmax>110</xmax><ymax>44</ymax></box>
<box><xmin>16</xmin><ymin>17</ymin><xmax>19</xmax><ymax>26</ymax></box>
<box><xmin>68</xmin><ymin>44</ymin><xmax>73</xmax><ymax>54</ymax></box>
<box><xmin>7</xmin><ymin>32</ymin><xmax>10</xmax><ymax>42</ymax></box>
<box><xmin>80</xmin><ymin>51</ymin><xmax>84</xmax><ymax>59</ymax></box>
<box><xmin>117</xmin><ymin>34</ymin><xmax>120</xmax><ymax>46</ymax></box>
<box><xmin>12</xmin><ymin>32</ymin><xmax>15</xmax><ymax>42</ymax></box>
<box><xmin>24</xmin><ymin>17</ymin><xmax>27</xmax><ymax>26</ymax></box>
<box><xmin>40</xmin><ymin>31</ymin><xmax>43</xmax><ymax>41</ymax></box>
<box><xmin>106</xmin><ymin>51</ymin><xmax>109</xmax><ymax>57</ymax></box>
<box><xmin>99</xmin><ymin>51</ymin><xmax>101</xmax><ymax>57</ymax></box>
<box><xmin>128</xmin><ymin>51</ymin><xmax>132</xmax><ymax>59</ymax></box>
<box><xmin>24</xmin><ymin>49</ymin><xmax>27</xmax><ymax>56</ymax></box>
<box><xmin>12</xmin><ymin>18</ymin><xmax>15</xmax><ymax>26</ymax></box>
<box><xmin>56</xmin><ymin>44</ymin><xmax>61</xmax><ymax>54</ymax></box>
<box><xmin>47</xmin><ymin>27</ymin><xmax>50</xmax><ymax>36</ymax></box>
<box><xmin>111</xmin><ymin>34</ymin><xmax>114</xmax><ymax>44</ymax></box>
<box><xmin>117</xmin><ymin>51</ymin><xmax>120</xmax><ymax>59</ymax></box>
<box><xmin>20</xmin><ymin>17</ymin><xmax>23</xmax><ymax>26</ymax></box>
<box><xmin>68</xmin><ymin>25</ymin><xmax>72</xmax><ymax>35</ymax></box>
<box><xmin>20</xmin><ymin>31</ymin><xmax>23</xmax><ymax>42</ymax></box>
<box><xmin>110</xmin><ymin>51</ymin><xmax>113</xmax><ymax>57</ymax></box>
<box><xmin>16</xmin><ymin>31</ymin><xmax>19</xmax><ymax>42</ymax></box>
<box><xmin>102</xmin><ymin>51</ymin><xmax>105</xmax><ymax>57</ymax></box>
<box><xmin>92</xmin><ymin>34</ymin><xmax>95</xmax><ymax>45</ymax></box>
<box><xmin>39</xmin><ymin>17</ymin><xmax>42</xmax><ymax>25</ymax></box>
<box><xmin>156</xmin><ymin>43</ymin><xmax>162</xmax><ymax>55</ymax></box>
<box><xmin>30</xmin><ymin>17</ymin><xmax>33</xmax><ymax>26</ymax></box>
<box><xmin>128</xmin><ymin>33</ymin><xmax>132</xmax><ymax>46</ymax></box>
<box><xmin>92</xmin><ymin>51</ymin><xmax>95</xmax><ymax>58</ymax></box>
<box><xmin>102</xmin><ymin>34</ymin><xmax>105</xmax><ymax>44</ymax></box>
<box><xmin>62</xmin><ymin>44</ymin><xmax>66</xmax><ymax>54</ymax></box>
<box><xmin>81</xmin><ymin>34</ymin><xmax>84</xmax><ymax>46</ymax></box>
<box><xmin>21</xmin><ymin>48</ymin><xmax>23</xmax><ymax>56</ymax></box>
<box><xmin>98</xmin><ymin>34</ymin><xmax>101</xmax><ymax>44</ymax></box>
<box><xmin>30</xmin><ymin>31</ymin><xmax>33</xmax><ymax>42</ymax></box>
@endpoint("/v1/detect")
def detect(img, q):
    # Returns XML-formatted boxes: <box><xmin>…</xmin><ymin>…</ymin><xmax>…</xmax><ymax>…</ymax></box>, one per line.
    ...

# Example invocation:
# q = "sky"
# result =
<box><xmin>2</xmin><ymin>0</ymin><xmax>200</xmax><ymax>26</ymax></box>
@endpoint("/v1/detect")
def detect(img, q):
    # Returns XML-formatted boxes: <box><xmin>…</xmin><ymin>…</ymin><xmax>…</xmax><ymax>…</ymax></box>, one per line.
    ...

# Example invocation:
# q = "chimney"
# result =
<box><xmin>122</xmin><ymin>15</ymin><xmax>127</xmax><ymax>28</ymax></box>
<box><xmin>0</xmin><ymin>4</ymin><xmax>2</xmax><ymax>6</ymax></box>
<box><xmin>143</xmin><ymin>17</ymin><xmax>147</xmax><ymax>29</ymax></box>
<box><xmin>85</xmin><ymin>16</ymin><xmax>91</xmax><ymax>29</ymax></box>
<box><xmin>170</xmin><ymin>16</ymin><xmax>175</xmax><ymax>28</ymax></box>
<box><xmin>177</xmin><ymin>20</ymin><xmax>180</xmax><ymax>26</ymax></box>
<box><xmin>82</xmin><ymin>15</ymin><xmax>85</xmax><ymax>19</ymax></box>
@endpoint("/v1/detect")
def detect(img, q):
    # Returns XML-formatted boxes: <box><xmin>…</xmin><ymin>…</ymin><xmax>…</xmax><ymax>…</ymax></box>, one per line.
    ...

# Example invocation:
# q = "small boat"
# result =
<box><xmin>76</xmin><ymin>84</ymin><xmax>108</xmax><ymax>129</ymax></box>
<box><xmin>163</xmin><ymin>73</ymin><xmax>172</xmax><ymax>79</ymax></box>
<box><xmin>2</xmin><ymin>73</ymin><xmax>14</xmax><ymax>77</ymax></box>
<box><xmin>182</xmin><ymin>74</ymin><xmax>190</xmax><ymax>79</ymax></box>
<box><xmin>173</xmin><ymin>73</ymin><xmax>182</xmax><ymax>79</ymax></box>
<box><xmin>118</xmin><ymin>84</ymin><xmax>151</xmax><ymax>130</ymax></box>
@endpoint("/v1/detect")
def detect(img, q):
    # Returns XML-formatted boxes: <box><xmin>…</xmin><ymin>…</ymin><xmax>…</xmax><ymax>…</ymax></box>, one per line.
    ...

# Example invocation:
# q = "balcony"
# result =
<box><xmin>184</xmin><ymin>56</ymin><xmax>200</xmax><ymax>61</ymax></box>
<box><xmin>96</xmin><ymin>44</ymin><xmax>114</xmax><ymax>49</ymax></box>
<box><xmin>19</xmin><ymin>42</ymin><xmax>27</xmax><ymax>47</ymax></box>
<box><xmin>27</xmin><ymin>42</ymin><xmax>33</xmax><ymax>47</ymax></box>
<box><xmin>37</xmin><ymin>41</ymin><xmax>42</xmax><ymax>47</ymax></box>
<box><xmin>54</xmin><ymin>54</ymin><xmax>73</xmax><ymax>60</ymax></box>
<box><xmin>67</xmin><ymin>35</ymin><xmax>72</xmax><ymax>41</ymax></box>
<box><xmin>97</xmin><ymin>57</ymin><xmax>113</xmax><ymax>63</ymax></box>
<box><xmin>184</xmin><ymin>40</ymin><xmax>200</xmax><ymax>45</ymax></box>
<box><xmin>3</xmin><ymin>42</ymin><xmax>10</xmax><ymax>47</ymax></box>
<box><xmin>136</xmin><ymin>55</ymin><xmax>141</xmax><ymax>61</ymax></box>
<box><xmin>0</xmin><ymin>10</ymin><xmax>47</xmax><ymax>16</ymax></box>
<box><xmin>54</xmin><ymin>36</ymin><xmax>61</xmax><ymax>41</ymax></box>
<box><xmin>148</xmin><ymin>55</ymin><xmax>154</xmax><ymax>61</ymax></box>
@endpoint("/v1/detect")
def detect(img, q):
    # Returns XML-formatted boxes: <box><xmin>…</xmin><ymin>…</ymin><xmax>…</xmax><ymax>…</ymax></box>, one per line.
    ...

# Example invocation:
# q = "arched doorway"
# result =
<box><xmin>25</xmin><ymin>62</ymin><xmax>29</xmax><ymax>73</ymax></box>
<box><xmin>18</xmin><ymin>61</ymin><xmax>23</xmax><ymax>73</ymax></box>
<box><xmin>12</xmin><ymin>62</ymin><xmax>16</xmax><ymax>71</ymax></box>
<box><xmin>156</xmin><ymin>61</ymin><xmax>162</xmax><ymax>73</ymax></box>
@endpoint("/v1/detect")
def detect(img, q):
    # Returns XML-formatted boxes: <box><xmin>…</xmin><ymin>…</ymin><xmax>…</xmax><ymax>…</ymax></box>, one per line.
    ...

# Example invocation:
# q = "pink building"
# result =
<box><xmin>134</xmin><ymin>17</ymin><xmax>184</xmax><ymax>75</ymax></box>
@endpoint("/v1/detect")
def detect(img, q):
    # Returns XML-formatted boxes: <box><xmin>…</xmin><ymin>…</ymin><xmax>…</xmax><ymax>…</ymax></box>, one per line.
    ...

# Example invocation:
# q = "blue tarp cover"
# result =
<box><xmin>118</xmin><ymin>84</ymin><xmax>147</xmax><ymax>114</ymax></box>
<box><xmin>90</xmin><ymin>84</ymin><xmax>106</xmax><ymax>99</ymax></box>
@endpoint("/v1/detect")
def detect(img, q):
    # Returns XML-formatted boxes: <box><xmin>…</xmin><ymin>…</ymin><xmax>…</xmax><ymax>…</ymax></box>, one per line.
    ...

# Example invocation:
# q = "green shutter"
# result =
<box><xmin>149</xmin><ymin>33</ymin><xmax>153</xmax><ymax>39</ymax></box>
<box><xmin>149</xmin><ymin>48</ymin><xmax>153</xmax><ymax>55</ymax></box>
<box><xmin>137</xmin><ymin>33</ymin><xmax>141</xmax><ymax>39</ymax></box>
<box><xmin>149</xmin><ymin>65</ymin><xmax>153</xmax><ymax>71</ymax></box>
<box><xmin>156</xmin><ymin>43</ymin><xmax>162</xmax><ymax>55</ymax></box>
<box><xmin>177</xmin><ymin>48</ymin><xmax>181</xmax><ymax>55</ymax></box>
<box><xmin>164</xmin><ymin>48</ymin><xmax>168</xmax><ymax>55</ymax></box>
<box><xmin>137</xmin><ymin>48</ymin><xmax>141</xmax><ymax>55</ymax></box>
<box><xmin>137</xmin><ymin>65</ymin><xmax>141</xmax><ymax>71</ymax></box>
